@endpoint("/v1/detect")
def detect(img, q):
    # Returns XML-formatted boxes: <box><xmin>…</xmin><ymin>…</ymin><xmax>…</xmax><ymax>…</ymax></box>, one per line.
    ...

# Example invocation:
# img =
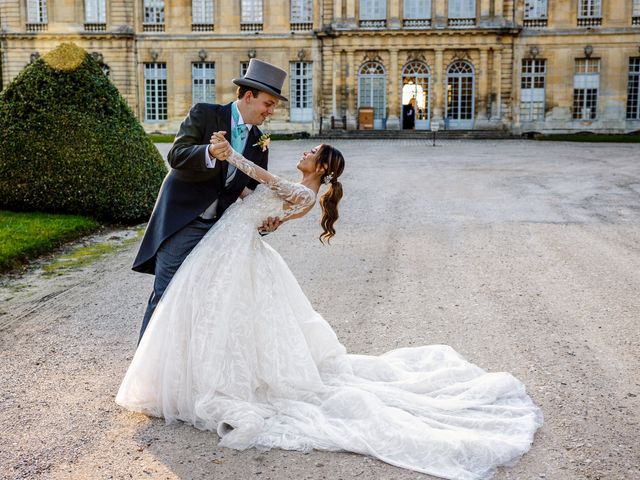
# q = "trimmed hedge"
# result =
<box><xmin>0</xmin><ymin>43</ymin><xmax>167</xmax><ymax>222</ymax></box>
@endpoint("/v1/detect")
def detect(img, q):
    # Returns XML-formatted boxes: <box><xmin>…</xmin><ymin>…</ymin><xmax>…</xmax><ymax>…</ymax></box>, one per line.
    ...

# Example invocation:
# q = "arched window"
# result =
<box><xmin>358</xmin><ymin>61</ymin><xmax>387</xmax><ymax>129</ymax></box>
<box><xmin>446</xmin><ymin>60</ymin><xmax>474</xmax><ymax>129</ymax></box>
<box><xmin>401</xmin><ymin>61</ymin><xmax>430</xmax><ymax>129</ymax></box>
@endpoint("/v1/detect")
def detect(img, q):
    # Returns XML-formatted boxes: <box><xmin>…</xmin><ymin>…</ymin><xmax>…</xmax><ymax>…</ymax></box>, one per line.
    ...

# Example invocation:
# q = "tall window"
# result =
<box><xmin>241</xmin><ymin>0</ymin><xmax>263</xmax><ymax>31</ymax></box>
<box><xmin>192</xmin><ymin>62</ymin><xmax>216</xmax><ymax>104</ymax></box>
<box><xmin>358</xmin><ymin>61</ymin><xmax>387</xmax><ymax>129</ymax></box>
<box><xmin>627</xmin><ymin>58</ymin><xmax>640</xmax><ymax>119</ymax></box>
<box><xmin>448</xmin><ymin>0</ymin><xmax>475</xmax><ymax>26</ymax></box>
<box><xmin>291</xmin><ymin>0</ymin><xmax>312</xmax><ymax>30</ymax></box>
<box><xmin>144</xmin><ymin>0</ymin><xmax>165</xmax><ymax>30</ymax></box>
<box><xmin>240</xmin><ymin>61</ymin><xmax>249</xmax><ymax>77</ymax></box>
<box><xmin>359</xmin><ymin>0</ymin><xmax>387</xmax><ymax>28</ymax></box>
<box><xmin>446</xmin><ymin>60</ymin><xmax>475</xmax><ymax>128</ymax></box>
<box><xmin>403</xmin><ymin>0</ymin><xmax>431</xmax><ymax>28</ymax></box>
<box><xmin>85</xmin><ymin>0</ymin><xmax>106</xmax><ymax>24</ymax></box>
<box><xmin>577</xmin><ymin>0</ymin><xmax>601</xmax><ymax>26</ymax></box>
<box><xmin>192</xmin><ymin>0</ymin><xmax>214</xmax><ymax>30</ymax></box>
<box><xmin>26</xmin><ymin>0</ymin><xmax>48</xmax><ymax>24</ymax></box>
<box><xmin>573</xmin><ymin>58</ymin><xmax>600</xmax><ymax>120</ymax></box>
<box><xmin>290</xmin><ymin>62</ymin><xmax>313</xmax><ymax>122</ymax></box>
<box><xmin>521</xmin><ymin>59</ymin><xmax>546</xmax><ymax>121</ymax></box>
<box><xmin>523</xmin><ymin>0</ymin><xmax>547</xmax><ymax>27</ymax></box>
<box><xmin>145</xmin><ymin>63</ymin><xmax>167</xmax><ymax>121</ymax></box>
<box><xmin>633</xmin><ymin>0</ymin><xmax>640</xmax><ymax>25</ymax></box>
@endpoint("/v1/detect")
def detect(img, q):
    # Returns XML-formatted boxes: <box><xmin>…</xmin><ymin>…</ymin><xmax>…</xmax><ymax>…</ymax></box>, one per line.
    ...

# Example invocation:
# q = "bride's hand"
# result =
<box><xmin>209</xmin><ymin>131</ymin><xmax>231</xmax><ymax>161</ymax></box>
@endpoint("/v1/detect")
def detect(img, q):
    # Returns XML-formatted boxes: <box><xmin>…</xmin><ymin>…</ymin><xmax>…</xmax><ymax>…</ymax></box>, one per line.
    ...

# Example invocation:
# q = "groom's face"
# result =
<box><xmin>242</xmin><ymin>91</ymin><xmax>279</xmax><ymax>125</ymax></box>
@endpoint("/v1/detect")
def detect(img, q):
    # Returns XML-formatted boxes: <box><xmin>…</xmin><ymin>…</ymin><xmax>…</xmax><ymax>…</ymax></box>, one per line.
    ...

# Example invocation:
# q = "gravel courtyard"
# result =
<box><xmin>1</xmin><ymin>139</ymin><xmax>639</xmax><ymax>480</ymax></box>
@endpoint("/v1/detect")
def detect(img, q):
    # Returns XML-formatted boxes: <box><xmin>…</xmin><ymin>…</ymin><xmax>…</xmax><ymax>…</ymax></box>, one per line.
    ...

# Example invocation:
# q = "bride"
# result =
<box><xmin>116</xmin><ymin>134</ymin><xmax>543</xmax><ymax>480</ymax></box>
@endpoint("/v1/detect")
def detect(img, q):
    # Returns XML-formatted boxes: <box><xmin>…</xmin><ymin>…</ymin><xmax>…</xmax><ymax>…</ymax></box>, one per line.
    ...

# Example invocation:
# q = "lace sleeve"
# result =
<box><xmin>226</xmin><ymin>150</ymin><xmax>316</xmax><ymax>216</ymax></box>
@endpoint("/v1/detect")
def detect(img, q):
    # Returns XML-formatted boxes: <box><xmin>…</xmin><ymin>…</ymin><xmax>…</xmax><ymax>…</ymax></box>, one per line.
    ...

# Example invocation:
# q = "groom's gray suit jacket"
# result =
<box><xmin>132</xmin><ymin>102</ymin><xmax>268</xmax><ymax>274</ymax></box>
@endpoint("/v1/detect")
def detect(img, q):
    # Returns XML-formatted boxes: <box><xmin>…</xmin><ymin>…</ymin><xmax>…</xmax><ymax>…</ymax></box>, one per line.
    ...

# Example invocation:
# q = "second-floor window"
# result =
<box><xmin>291</xmin><ymin>0</ymin><xmax>312</xmax><ymax>25</ymax></box>
<box><xmin>573</xmin><ymin>58</ymin><xmax>600</xmax><ymax>120</ymax></box>
<box><xmin>85</xmin><ymin>0</ymin><xmax>106</xmax><ymax>24</ymax></box>
<box><xmin>27</xmin><ymin>0</ymin><xmax>48</xmax><ymax>24</ymax></box>
<box><xmin>448</xmin><ymin>0</ymin><xmax>475</xmax><ymax>26</ymax></box>
<box><xmin>192</xmin><ymin>0</ymin><xmax>214</xmax><ymax>28</ymax></box>
<box><xmin>360</xmin><ymin>0</ymin><xmax>387</xmax><ymax>28</ymax></box>
<box><xmin>577</xmin><ymin>0</ymin><xmax>601</xmax><ymax>26</ymax></box>
<box><xmin>144</xmin><ymin>0</ymin><xmax>165</xmax><ymax>25</ymax></box>
<box><xmin>241</xmin><ymin>0</ymin><xmax>263</xmax><ymax>30</ymax></box>
<box><xmin>524</xmin><ymin>0</ymin><xmax>547</xmax><ymax>27</ymax></box>
<box><xmin>403</xmin><ymin>0</ymin><xmax>431</xmax><ymax>28</ymax></box>
<box><xmin>633</xmin><ymin>0</ymin><xmax>640</xmax><ymax>25</ymax></box>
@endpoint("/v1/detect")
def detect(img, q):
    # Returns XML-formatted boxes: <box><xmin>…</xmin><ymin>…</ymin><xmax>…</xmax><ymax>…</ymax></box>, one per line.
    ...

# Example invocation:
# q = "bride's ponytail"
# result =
<box><xmin>316</xmin><ymin>145</ymin><xmax>345</xmax><ymax>244</ymax></box>
<box><xmin>320</xmin><ymin>180</ymin><xmax>343</xmax><ymax>243</ymax></box>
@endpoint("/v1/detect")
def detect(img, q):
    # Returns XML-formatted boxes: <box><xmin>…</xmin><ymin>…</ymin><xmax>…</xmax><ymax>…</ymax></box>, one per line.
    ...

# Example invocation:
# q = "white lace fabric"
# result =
<box><xmin>116</xmin><ymin>152</ymin><xmax>543</xmax><ymax>480</ymax></box>
<box><xmin>226</xmin><ymin>150</ymin><xmax>316</xmax><ymax>220</ymax></box>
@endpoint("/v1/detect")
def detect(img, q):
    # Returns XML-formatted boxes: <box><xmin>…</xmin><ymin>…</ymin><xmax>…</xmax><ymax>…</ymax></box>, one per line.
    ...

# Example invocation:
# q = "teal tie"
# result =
<box><xmin>232</xmin><ymin>124</ymin><xmax>248</xmax><ymax>153</ymax></box>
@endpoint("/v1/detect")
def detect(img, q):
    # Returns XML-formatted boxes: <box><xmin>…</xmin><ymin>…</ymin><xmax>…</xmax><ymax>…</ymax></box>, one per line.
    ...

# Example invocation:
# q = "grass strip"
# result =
<box><xmin>536</xmin><ymin>133</ymin><xmax>640</xmax><ymax>143</ymax></box>
<box><xmin>148</xmin><ymin>133</ymin><xmax>175</xmax><ymax>143</ymax></box>
<box><xmin>0</xmin><ymin>210</ymin><xmax>100</xmax><ymax>272</ymax></box>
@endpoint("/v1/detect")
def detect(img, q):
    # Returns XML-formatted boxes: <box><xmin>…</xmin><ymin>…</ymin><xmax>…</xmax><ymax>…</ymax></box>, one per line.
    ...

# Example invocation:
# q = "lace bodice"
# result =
<box><xmin>221</xmin><ymin>150</ymin><xmax>316</xmax><ymax>227</ymax></box>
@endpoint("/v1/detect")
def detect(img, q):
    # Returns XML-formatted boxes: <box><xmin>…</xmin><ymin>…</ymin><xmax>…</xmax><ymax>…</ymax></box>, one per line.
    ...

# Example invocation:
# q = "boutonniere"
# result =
<box><xmin>253</xmin><ymin>133</ymin><xmax>271</xmax><ymax>152</ymax></box>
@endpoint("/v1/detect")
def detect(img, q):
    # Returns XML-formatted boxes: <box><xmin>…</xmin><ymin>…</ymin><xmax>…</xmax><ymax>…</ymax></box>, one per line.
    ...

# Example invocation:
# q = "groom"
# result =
<box><xmin>132</xmin><ymin>58</ymin><xmax>288</xmax><ymax>340</ymax></box>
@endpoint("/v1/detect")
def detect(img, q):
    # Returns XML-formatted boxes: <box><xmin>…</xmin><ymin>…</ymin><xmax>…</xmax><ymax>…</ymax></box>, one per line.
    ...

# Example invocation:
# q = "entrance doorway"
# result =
<box><xmin>402</xmin><ymin>61</ymin><xmax>430</xmax><ymax>130</ymax></box>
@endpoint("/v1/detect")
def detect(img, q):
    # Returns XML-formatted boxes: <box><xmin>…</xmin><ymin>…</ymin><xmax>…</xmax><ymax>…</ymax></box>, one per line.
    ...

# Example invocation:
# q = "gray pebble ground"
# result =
<box><xmin>1</xmin><ymin>139</ymin><xmax>639</xmax><ymax>479</ymax></box>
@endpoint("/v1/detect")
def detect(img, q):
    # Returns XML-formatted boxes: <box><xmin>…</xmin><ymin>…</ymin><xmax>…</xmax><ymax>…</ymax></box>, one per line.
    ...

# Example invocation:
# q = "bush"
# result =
<box><xmin>0</xmin><ymin>43</ymin><xmax>167</xmax><ymax>223</ymax></box>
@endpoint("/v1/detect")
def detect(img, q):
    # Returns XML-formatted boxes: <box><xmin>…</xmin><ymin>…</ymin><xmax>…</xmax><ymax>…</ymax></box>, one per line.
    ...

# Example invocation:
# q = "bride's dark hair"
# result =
<box><xmin>316</xmin><ymin>145</ymin><xmax>345</xmax><ymax>244</ymax></box>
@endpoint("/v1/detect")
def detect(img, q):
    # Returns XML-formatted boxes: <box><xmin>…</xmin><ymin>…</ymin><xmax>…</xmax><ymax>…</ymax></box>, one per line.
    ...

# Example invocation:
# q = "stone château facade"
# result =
<box><xmin>1</xmin><ymin>1</ymin><xmax>639</xmax><ymax>134</ymax></box>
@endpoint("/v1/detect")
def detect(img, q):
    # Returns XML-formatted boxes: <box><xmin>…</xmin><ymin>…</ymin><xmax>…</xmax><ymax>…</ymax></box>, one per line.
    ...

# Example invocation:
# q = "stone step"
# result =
<box><xmin>316</xmin><ymin>129</ymin><xmax>516</xmax><ymax>140</ymax></box>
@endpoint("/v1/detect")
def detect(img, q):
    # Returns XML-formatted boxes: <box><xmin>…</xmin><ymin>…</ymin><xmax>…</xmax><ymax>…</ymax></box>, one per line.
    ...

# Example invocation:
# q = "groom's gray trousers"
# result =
<box><xmin>138</xmin><ymin>217</ymin><xmax>216</xmax><ymax>342</ymax></box>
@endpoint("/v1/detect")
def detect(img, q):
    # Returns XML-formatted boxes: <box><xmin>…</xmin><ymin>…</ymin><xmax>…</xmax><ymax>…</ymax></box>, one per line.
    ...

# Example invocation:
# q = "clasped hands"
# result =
<box><xmin>208</xmin><ymin>131</ymin><xmax>232</xmax><ymax>161</ymax></box>
<box><xmin>208</xmin><ymin>131</ymin><xmax>281</xmax><ymax>234</ymax></box>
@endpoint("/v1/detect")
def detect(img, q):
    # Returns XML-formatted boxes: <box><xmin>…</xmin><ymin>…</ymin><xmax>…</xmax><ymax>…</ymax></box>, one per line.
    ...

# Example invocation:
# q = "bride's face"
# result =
<box><xmin>297</xmin><ymin>145</ymin><xmax>324</xmax><ymax>173</ymax></box>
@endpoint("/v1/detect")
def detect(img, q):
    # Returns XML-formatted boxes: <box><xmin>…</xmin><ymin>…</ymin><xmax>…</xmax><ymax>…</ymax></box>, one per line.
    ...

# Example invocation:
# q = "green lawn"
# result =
<box><xmin>148</xmin><ymin>133</ymin><xmax>175</xmax><ymax>143</ymax></box>
<box><xmin>0</xmin><ymin>211</ymin><xmax>100</xmax><ymax>272</ymax></box>
<box><xmin>536</xmin><ymin>133</ymin><xmax>640</xmax><ymax>143</ymax></box>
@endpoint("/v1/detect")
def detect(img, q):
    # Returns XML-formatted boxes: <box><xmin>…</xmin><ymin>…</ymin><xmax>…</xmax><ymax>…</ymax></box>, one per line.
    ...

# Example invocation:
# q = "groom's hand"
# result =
<box><xmin>259</xmin><ymin>217</ymin><xmax>282</xmax><ymax>235</ymax></box>
<box><xmin>209</xmin><ymin>131</ymin><xmax>231</xmax><ymax>160</ymax></box>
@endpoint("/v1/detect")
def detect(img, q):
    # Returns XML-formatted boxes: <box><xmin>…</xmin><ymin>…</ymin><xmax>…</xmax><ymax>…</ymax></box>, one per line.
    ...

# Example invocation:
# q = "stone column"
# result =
<box><xmin>331</xmin><ymin>0</ymin><xmax>342</xmax><ymax>24</ymax></box>
<box><xmin>432</xmin><ymin>48</ymin><xmax>445</xmax><ymax>124</ymax></box>
<box><xmin>346</xmin><ymin>50</ymin><xmax>357</xmax><ymax>128</ymax></box>
<box><xmin>433</xmin><ymin>0</ymin><xmax>446</xmax><ymax>27</ymax></box>
<box><xmin>387</xmin><ymin>48</ymin><xmax>400</xmax><ymax>129</ymax></box>
<box><xmin>494</xmin><ymin>0</ymin><xmax>504</xmax><ymax>19</ymax></box>
<box><xmin>478</xmin><ymin>47</ymin><xmax>489</xmax><ymax>121</ymax></box>
<box><xmin>514</xmin><ymin>0</ymin><xmax>525</xmax><ymax>25</ymax></box>
<box><xmin>346</xmin><ymin>0</ymin><xmax>356</xmax><ymax>25</ymax></box>
<box><xmin>492</xmin><ymin>48</ymin><xmax>503</xmax><ymax>120</ymax></box>
<box><xmin>332</xmin><ymin>49</ymin><xmax>339</xmax><ymax>119</ymax></box>
<box><xmin>321</xmin><ymin>41</ymin><xmax>335</xmax><ymax>128</ymax></box>
<box><xmin>480</xmin><ymin>0</ymin><xmax>491</xmax><ymax>24</ymax></box>
<box><xmin>388</xmin><ymin>0</ymin><xmax>401</xmax><ymax>29</ymax></box>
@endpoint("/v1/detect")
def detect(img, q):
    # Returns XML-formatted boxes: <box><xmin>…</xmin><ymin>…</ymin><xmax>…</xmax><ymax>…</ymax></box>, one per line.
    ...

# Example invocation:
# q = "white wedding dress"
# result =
<box><xmin>117</xmin><ymin>151</ymin><xmax>543</xmax><ymax>480</ymax></box>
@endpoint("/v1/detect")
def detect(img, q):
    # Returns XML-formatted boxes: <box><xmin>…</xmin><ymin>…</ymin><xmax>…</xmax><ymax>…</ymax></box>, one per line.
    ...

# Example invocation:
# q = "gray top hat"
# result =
<box><xmin>232</xmin><ymin>59</ymin><xmax>288</xmax><ymax>102</ymax></box>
